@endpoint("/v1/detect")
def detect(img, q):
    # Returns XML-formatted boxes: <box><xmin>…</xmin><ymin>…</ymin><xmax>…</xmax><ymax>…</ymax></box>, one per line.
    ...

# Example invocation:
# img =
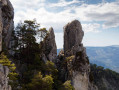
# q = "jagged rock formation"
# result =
<box><xmin>41</xmin><ymin>27</ymin><xmax>57</xmax><ymax>63</ymax></box>
<box><xmin>64</xmin><ymin>20</ymin><xmax>84</xmax><ymax>56</ymax></box>
<box><xmin>57</xmin><ymin>20</ymin><xmax>98</xmax><ymax>90</ymax></box>
<box><xmin>0</xmin><ymin>0</ymin><xmax>14</xmax><ymax>52</ymax></box>
<box><xmin>0</xmin><ymin>0</ymin><xmax>13</xmax><ymax>90</ymax></box>
<box><xmin>0</xmin><ymin>64</ymin><xmax>11</xmax><ymax>90</ymax></box>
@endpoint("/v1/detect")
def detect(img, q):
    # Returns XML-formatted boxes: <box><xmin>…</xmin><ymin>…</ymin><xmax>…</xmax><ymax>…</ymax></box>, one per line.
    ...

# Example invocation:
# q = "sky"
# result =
<box><xmin>10</xmin><ymin>0</ymin><xmax>119</xmax><ymax>49</ymax></box>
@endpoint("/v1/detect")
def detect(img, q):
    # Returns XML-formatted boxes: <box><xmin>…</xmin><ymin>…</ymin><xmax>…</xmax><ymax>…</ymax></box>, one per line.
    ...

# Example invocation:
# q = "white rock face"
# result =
<box><xmin>72</xmin><ymin>72</ymin><xmax>89</xmax><ymax>90</ymax></box>
<box><xmin>0</xmin><ymin>64</ymin><xmax>11</xmax><ymax>90</ymax></box>
<box><xmin>0</xmin><ymin>0</ymin><xmax>14</xmax><ymax>52</ymax></box>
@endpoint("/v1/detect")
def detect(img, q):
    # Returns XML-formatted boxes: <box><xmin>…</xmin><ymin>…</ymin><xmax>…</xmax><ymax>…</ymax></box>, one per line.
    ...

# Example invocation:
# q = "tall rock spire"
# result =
<box><xmin>64</xmin><ymin>20</ymin><xmax>84</xmax><ymax>56</ymax></box>
<box><xmin>41</xmin><ymin>27</ymin><xmax>57</xmax><ymax>63</ymax></box>
<box><xmin>63</xmin><ymin>20</ymin><xmax>98</xmax><ymax>90</ymax></box>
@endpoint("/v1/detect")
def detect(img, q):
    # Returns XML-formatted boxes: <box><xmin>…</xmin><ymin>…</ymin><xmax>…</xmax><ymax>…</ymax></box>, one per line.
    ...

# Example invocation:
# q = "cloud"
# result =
<box><xmin>49</xmin><ymin>0</ymin><xmax>84</xmax><ymax>7</ymax></box>
<box><xmin>82</xmin><ymin>2</ymin><xmax>119</xmax><ymax>29</ymax></box>
<box><xmin>14</xmin><ymin>7</ymin><xmax>77</xmax><ymax>32</ymax></box>
<box><xmin>55</xmin><ymin>33</ymin><xmax>63</xmax><ymax>49</ymax></box>
<box><xmin>9</xmin><ymin>0</ymin><xmax>119</xmax><ymax>48</ymax></box>
<box><xmin>82</xmin><ymin>23</ymin><xmax>101</xmax><ymax>33</ymax></box>
<box><xmin>50</xmin><ymin>1</ymin><xmax>119</xmax><ymax>29</ymax></box>
<box><xmin>10</xmin><ymin>0</ymin><xmax>46</xmax><ymax>11</ymax></box>
<box><xmin>103</xmin><ymin>16</ymin><xmax>119</xmax><ymax>29</ymax></box>
<box><xmin>10</xmin><ymin>0</ymin><xmax>119</xmax><ymax>33</ymax></box>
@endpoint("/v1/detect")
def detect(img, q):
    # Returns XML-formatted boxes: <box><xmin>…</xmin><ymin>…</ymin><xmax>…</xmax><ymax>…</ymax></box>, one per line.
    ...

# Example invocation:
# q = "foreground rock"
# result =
<box><xmin>0</xmin><ymin>0</ymin><xmax>13</xmax><ymax>90</ymax></box>
<box><xmin>41</xmin><ymin>27</ymin><xmax>57</xmax><ymax>63</ymax></box>
<box><xmin>0</xmin><ymin>64</ymin><xmax>11</xmax><ymax>90</ymax></box>
<box><xmin>0</xmin><ymin>0</ymin><xmax>14</xmax><ymax>51</ymax></box>
<box><xmin>62</xmin><ymin>20</ymin><xmax>98</xmax><ymax>90</ymax></box>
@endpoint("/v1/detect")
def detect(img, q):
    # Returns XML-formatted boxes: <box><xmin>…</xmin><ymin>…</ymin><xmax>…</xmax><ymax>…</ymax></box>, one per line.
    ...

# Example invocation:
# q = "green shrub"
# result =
<box><xmin>59</xmin><ymin>80</ymin><xmax>75</xmax><ymax>90</ymax></box>
<box><xmin>28</xmin><ymin>72</ymin><xmax>54</xmax><ymax>90</ymax></box>
<box><xmin>45</xmin><ymin>61</ymin><xmax>58</xmax><ymax>76</ymax></box>
<box><xmin>0</xmin><ymin>53</ymin><xmax>18</xmax><ymax>89</ymax></box>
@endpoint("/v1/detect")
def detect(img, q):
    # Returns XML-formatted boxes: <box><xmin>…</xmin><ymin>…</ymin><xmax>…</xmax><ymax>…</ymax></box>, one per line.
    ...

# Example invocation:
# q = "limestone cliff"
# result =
<box><xmin>0</xmin><ymin>0</ymin><xmax>14</xmax><ymax>51</ymax></box>
<box><xmin>41</xmin><ymin>27</ymin><xmax>57</xmax><ymax>63</ymax></box>
<box><xmin>0</xmin><ymin>64</ymin><xmax>11</xmax><ymax>90</ymax></box>
<box><xmin>0</xmin><ymin>0</ymin><xmax>14</xmax><ymax>90</ymax></box>
<box><xmin>57</xmin><ymin>20</ymin><xmax>98</xmax><ymax>90</ymax></box>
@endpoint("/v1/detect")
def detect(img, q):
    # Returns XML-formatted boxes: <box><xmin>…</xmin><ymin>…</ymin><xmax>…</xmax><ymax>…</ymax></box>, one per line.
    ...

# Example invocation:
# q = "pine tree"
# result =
<box><xmin>13</xmin><ymin>20</ymin><xmax>42</xmax><ymax>64</ymax></box>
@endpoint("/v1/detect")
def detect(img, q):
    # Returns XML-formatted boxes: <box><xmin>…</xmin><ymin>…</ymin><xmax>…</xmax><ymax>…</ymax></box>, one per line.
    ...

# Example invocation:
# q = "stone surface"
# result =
<box><xmin>72</xmin><ymin>72</ymin><xmax>89</xmax><ymax>90</ymax></box>
<box><xmin>0</xmin><ymin>64</ymin><xmax>11</xmax><ymax>90</ymax></box>
<box><xmin>63</xmin><ymin>20</ymin><xmax>98</xmax><ymax>90</ymax></box>
<box><xmin>0</xmin><ymin>0</ymin><xmax>14</xmax><ymax>52</ymax></box>
<box><xmin>0</xmin><ymin>0</ymin><xmax>13</xmax><ymax>89</ymax></box>
<box><xmin>64</xmin><ymin>20</ymin><xmax>84</xmax><ymax>55</ymax></box>
<box><xmin>41</xmin><ymin>27</ymin><xmax>57</xmax><ymax>63</ymax></box>
<box><xmin>0</xmin><ymin>4</ymin><xmax>3</xmax><ymax>51</ymax></box>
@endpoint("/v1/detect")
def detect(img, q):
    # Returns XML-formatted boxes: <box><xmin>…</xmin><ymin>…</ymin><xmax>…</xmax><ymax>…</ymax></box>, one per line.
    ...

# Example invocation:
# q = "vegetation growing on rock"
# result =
<box><xmin>0</xmin><ymin>53</ymin><xmax>18</xmax><ymax>89</ymax></box>
<box><xmin>8</xmin><ymin>20</ymin><xmax>75</xmax><ymax>90</ymax></box>
<box><xmin>27</xmin><ymin>72</ymin><xmax>54</xmax><ymax>90</ymax></box>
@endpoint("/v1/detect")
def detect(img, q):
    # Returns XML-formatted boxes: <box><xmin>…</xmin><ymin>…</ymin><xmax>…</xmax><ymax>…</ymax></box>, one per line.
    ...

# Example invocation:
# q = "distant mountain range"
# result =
<box><xmin>57</xmin><ymin>45</ymin><xmax>119</xmax><ymax>73</ymax></box>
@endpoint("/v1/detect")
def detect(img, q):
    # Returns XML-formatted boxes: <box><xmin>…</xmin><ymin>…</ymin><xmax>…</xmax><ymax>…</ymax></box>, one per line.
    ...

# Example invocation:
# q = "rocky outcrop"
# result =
<box><xmin>0</xmin><ymin>0</ymin><xmax>13</xmax><ymax>90</ymax></box>
<box><xmin>64</xmin><ymin>20</ymin><xmax>84</xmax><ymax>56</ymax></box>
<box><xmin>41</xmin><ymin>27</ymin><xmax>57</xmax><ymax>63</ymax></box>
<box><xmin>0</xmin><ymin>64</ymin><xmax>11</xmax><ymax>90</ymax></box>
<box><xmin>0</xmin><ymin>0</ymin><xmax>14</xmax><ymax>52</ymax></box>
<box><xmin>63</xmin><ymin>20</ymin><xmax>98</xmax><ymax>90</ymax></box>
